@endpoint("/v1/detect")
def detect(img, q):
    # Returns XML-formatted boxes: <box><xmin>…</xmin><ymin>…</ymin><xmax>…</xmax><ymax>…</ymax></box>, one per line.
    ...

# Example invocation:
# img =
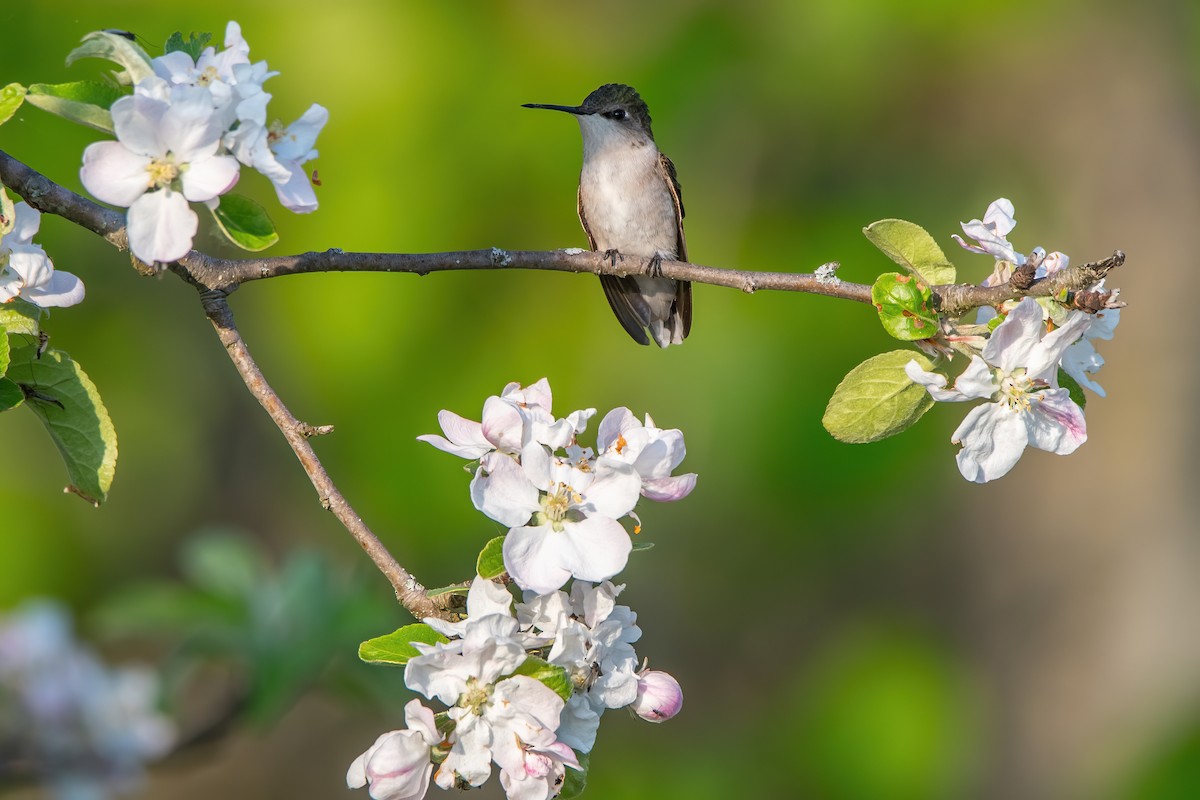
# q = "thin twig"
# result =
<box><xmin>199</xmin><ymin>291</ymin><xmax>449</xmax><ymax>620</ymax></box>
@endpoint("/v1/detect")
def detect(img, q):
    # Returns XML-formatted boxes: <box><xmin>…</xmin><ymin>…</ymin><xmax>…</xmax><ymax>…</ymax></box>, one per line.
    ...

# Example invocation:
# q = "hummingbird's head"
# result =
<box><xmin>523</xmin><ymin>83</ymin><xmax>656</xmax><ymax>155</ymax></box>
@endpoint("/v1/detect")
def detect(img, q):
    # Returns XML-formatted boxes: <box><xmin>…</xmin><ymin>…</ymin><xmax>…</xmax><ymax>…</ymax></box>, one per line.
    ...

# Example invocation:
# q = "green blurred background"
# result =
<box><xmin>2</xmin><ymin>1</ymin><xmax>1198</xmax><ymax>798</ymax></box>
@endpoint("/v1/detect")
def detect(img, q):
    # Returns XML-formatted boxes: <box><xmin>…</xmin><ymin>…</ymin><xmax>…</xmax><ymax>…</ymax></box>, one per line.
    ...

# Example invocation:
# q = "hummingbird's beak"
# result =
<box><xmin>521</xmin><ymin>103</ymin><xmax>586</xmax><ymax>115</ymax></box>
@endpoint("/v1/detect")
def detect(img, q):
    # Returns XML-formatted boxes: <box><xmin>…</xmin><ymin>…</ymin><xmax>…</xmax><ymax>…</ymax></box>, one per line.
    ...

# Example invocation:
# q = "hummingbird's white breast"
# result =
<box><xmin>576</xmin><ymin>120</ymin><xmax>679</xmax><ymax>261</ymax></box>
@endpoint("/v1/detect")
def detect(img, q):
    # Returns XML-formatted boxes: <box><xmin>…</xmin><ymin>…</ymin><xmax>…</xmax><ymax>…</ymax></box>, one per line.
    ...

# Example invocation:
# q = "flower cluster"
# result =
<box><xmin>417</xmin><ymin>378</ymin><xmax>696</xmax><ymax>594</ymax></box>
<box><xmin>348</xmin><ymin>577</ymin><xmax>682</xmax><ymax>800</ymax></box>
<box><xmin>0</xmin><ymin>201</ymin><xmax>85</xmax><ymax>308</ymax></box>
<box><xmin>907</xmin><ymin>199</ymin><xmax>1121</xmax><ymax>483</ymax></box>
<box><xmin>349</xmin><ymin>379</ymin><xmax>690</xmax><ymax>799</ymax></box>
<box><xmin>80</xmin><ymin>22</ymin><xmax>327</xmax><ymax>265</ymax></box>
<box><xmin>0</xmin><ymin>600</ymin><xmax>174</xmax><ymax>800</ymax></box>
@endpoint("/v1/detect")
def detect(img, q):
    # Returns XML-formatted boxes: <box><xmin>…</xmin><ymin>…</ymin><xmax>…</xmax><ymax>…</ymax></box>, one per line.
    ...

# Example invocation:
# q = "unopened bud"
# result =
<box><xmin>631</xmin><ymin>670</ymin><xmax>683</xmax><ymax>723</ymax></box>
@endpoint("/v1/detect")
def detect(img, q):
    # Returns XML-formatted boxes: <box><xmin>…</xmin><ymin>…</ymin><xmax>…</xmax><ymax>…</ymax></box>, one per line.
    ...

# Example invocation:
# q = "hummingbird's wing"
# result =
<box><xmin>659</xmin><ymin>153</ymin><xmax>692</xmax><ymax>338</ymax></box>
<box><xmin>579</xmin><ymin>185</ymin><xmax>653</xmax><ymax>346</ymax></box>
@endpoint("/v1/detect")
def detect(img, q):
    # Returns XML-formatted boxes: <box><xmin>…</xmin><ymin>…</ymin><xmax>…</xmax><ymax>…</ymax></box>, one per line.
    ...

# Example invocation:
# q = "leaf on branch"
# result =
<box><xmin>66</xmin><ymin>30</ymin><xmax>155</xmax><ymax>86</ymax></box>
<box><xmin>210</xmin><ymin>193</ymin><xmax>280</xmax><ymax>252</ymax></box>
<box><xmin>0</xmin><ymin>83</ymin><xmax>27</xmax><ymax>127</ymax></box>
<box><xmin>25</xmin><ymin>81</ymin><xmax>125</xmax><ymax>133</ymax></box>
<box><xmin>476</xmin><ymin>535</ymin><xmax>507</xmax><ymax>579</ymax></box>
<box><xmin>0</xmin><ymin>184</ymin><xmax>15</xmax><ymax>237</ymax></box>
<box><xmin>871</xmin><ymin>272</ymin><xmax>938</xmax><ymax>340</ymax></box>
<box><xmin>164</xmin><ymin>31</ymin><xmax>213</xmax><ymax>62</ymax></box>
<box><xmin>1057</xmin><ymin>368</ymin><xmax>1087</xmax><ymax>411</ymax></box>
<box><xmin>0</xmin><ymin>377</ymin><xmax>24</xmax><ymax>411</ymax></box>
<box><xmin>864</xmin><ymin>219</ymin><xmax>957</xmax><ymax>286</ymax></box>
<box><xmin>8</xmin><ymin>341</ymin><xmax>117</xmax><ymax>504</ymax></box>
<box><xmin>511</xmin><ymin>657</ymin><xmax>572</xmax><ymax>702</ymax></box>
<box><xmin>358</xmin><ymin>623</ymin><xmax>449</xmax><ymax>666</ymax></box>
<box><xmin>559</xmin><ymin>750</ymin><xmax>590</xmax><ymax>800</ymax></box>
<box><xmin>0</xmin><ymin>297</ymin><xmax>44</xmax><ymax>336</ymax></box>
<box><xmin>823</xmin><ymin>350</ymin><xmax>936</xmax><ymax>444</ymax></box>
<box><xmin>0</xmin><ymin>327</ymin><xmax>8</xmax><ymax>376</ymax></box>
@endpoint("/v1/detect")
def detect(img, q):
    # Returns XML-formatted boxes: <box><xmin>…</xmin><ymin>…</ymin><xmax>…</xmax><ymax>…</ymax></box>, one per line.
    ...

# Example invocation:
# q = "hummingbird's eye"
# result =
<box><xmin>605</xmin><ymin>109</ymin><xmax>628</xmax><ymax>121</ymax></box>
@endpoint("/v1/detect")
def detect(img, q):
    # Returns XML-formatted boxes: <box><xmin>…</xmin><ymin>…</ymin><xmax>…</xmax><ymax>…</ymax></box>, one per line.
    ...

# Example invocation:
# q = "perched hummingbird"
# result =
<box><xmin>523</xmin><ymin>84</ymin><xmax>691</xmax><ymax>347</ymax></box>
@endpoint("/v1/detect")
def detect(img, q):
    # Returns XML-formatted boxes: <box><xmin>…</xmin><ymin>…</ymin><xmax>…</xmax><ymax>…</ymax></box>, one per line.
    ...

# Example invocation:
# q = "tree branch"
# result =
<box><xmin>199</xmin><ymin>291</ymin><xmax>449</xmax><ymax>619</ymax></box>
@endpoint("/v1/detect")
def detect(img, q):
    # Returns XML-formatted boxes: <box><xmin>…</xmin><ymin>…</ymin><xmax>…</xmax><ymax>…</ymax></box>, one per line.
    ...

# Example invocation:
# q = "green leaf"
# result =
<box><xmin>66</xmin><ymin>30</ymin><xmax>155</xmax><ymax>86</ymax></box>
<box><xmin>0</xmin><ymin>83</ymin><xmax>26</xmax><ymax>127</ymax></box>
<box><xmin>0</xmin><ymin>377</ymin><xmax>22</xmax><ymax>411</ymax></box>
<box><xmin>9</xmin><ymin>342</ymin><xmax>117</xmax><ymax>503</ymax></box>
<box><xmin>0</xmin><ymin>298</ymin><xmax>44</xmax><ymax>336</ymax></box>
<box><xmin>25</xmin><ymin>81</ymin><xmax>125</xmax><ymax>133</ymax></box>
<box><xmin>476</xmin><ymin>535</ymin><xmax>507</xmax><ymax>579</ymax></box>
<box><xmin>426</xmin><ymin>584</ymin><xmax>471</xmax><ymax>598</ymax></box>
<box><xmin>0</xmin><ymin>325</ymin><xmax>8</xmax><ymax>376</ymax></box>
<box><xmin>823</xmin><ymin>351</ymin><xmax>937</xmax><ymax>444</ymax></box>
<box><xmin>358</xmin><ymin>623</ymin><xmax>449</xmax><ymax>666</ymax></box>
<box><xmin>0</xmin><ymin>184</ymin><xmax>15</xmax><ymax>237</ymax></box>
<box><xmin>1057</xmin><ymin>368</ymin><xmax>1087</xmax><ymax>410</ymax></box>
<box><xmin>559</xmin><ymin>750</ymin><xmax>590</xmax><ymax>800</ymax></box>
<box><xmin>210</xmin><ymin>194</ymin><xmax>279</xmax><ymax>252</ymax></box>
<box><xmin>864</xmin><ymin>219</ymin><xmax>956</xmax><ymax>286</ymax></box>
<box><xmin>512</xmin><ymin>657</ymin><xmax>572</xmax><ymax>702</ymax></box>
<box><xmin>164</xmin><ymin>31</ymin><xmax>213</xmax><ymax>62</ymax></box>
<box><xmin>871</xmin><ymin>272</ymin><xmax>939</xmax><ymax>341</ymax></box>
<box><xmin>630</xmin><ymin>540</ymin><xmax>655</xmax><ymax>552</ymax></box>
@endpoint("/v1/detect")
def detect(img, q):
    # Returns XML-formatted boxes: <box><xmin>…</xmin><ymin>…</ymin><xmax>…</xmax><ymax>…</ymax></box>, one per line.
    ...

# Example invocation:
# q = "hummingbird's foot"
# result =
<box><xmin>647</xmin><ymin>253</ymin><xmax>664</xmax><ymax>278</ymax></box>
<box><xmin>603</xmin><ymin>248</ymin><xmax>623</xmax><ymax>267</ymax></box>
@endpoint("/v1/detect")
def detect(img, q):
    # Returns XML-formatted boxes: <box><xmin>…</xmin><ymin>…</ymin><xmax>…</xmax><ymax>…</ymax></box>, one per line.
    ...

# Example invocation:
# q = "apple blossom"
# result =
<box><xmin>347</xmin><ymin>700</ymin><xmax>440</xmax><ymax>800</ymax></box>
<box><xmin>906</xmin><ymin>298</ymin><xmax>1093</xmax><ymax>483</ymax></box>
<box><xmin>0</xmin><ymin>202</ymin><xmax>85</xmax><ymax>308</ymax></box>
<box><xmin>478</xmin><ymin>443</ymin><xmax>640</xmax><ymax>594</ymax></box>
<box><xmin>80</xmin><ymin>83</ymin><xmax>239</xmax><ymax>264</ymax></box>
<box><xmin>597</xmin><ymin>407</ymin><xmax>697</xmax><ymax>502</ymax></box>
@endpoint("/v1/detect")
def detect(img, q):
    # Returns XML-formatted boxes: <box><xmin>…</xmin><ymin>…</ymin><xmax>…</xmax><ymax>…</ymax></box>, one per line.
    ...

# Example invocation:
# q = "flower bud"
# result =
<box><xmin>347</xmin><ymin>701</ymin><xmax>439</xmax><ymax>800</ymax></box>
<box><xmin>630</xmin><ymin>670</ymin><xmax>682</xmax><ymax>723</ymax></box>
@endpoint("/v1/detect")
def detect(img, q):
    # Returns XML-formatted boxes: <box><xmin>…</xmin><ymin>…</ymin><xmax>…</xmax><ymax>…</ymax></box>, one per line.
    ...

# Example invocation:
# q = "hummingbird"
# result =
<box><xmin>523</xmin><ymin>84</ymin><xmax>691</xmax><ymax>347</ymax></box>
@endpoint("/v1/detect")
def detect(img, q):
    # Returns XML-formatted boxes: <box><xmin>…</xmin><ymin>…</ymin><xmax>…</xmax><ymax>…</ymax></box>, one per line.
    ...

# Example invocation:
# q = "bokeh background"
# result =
<box><xmin>2</xmin><ymin>1</ymin><xmax>1198</xmax><ymax>798</ymax></box>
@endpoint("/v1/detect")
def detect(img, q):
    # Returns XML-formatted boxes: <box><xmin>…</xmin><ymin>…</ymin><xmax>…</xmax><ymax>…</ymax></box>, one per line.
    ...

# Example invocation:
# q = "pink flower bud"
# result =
<box><xmin>631</xmin><ymin>670</ymin><xmax>682</xmax><ymax>723</ymax></box>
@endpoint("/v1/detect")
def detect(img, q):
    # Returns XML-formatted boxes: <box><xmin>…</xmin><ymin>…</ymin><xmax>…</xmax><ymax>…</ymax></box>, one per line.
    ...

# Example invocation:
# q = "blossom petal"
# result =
<box><xmin>470</xmin><ymin>453</ymin><xmax>538</xmax><ymax>527</ymax></box>
<box><xmin>1025</xmin><ymin>389</ymin><xmax>1087</xmax><ymax>455</ymax></box>
<box><xmin>127</xmin><ymin>190</ymin><xmax>197</xmax><ymax>264</ymax></box>
<box><xmin>641</xmin><ymin>473</ymin><xmax>697</xmax><ymax>502</ymax></box>
<box><xmin>81</xmin><ymin>141</ymin><xmax>153</xmax><ymax>207</ymax></box>
<box><xmin>182</xmin><ymin>155</ymin><xmax>240</xmax><ymax>202</ymax></box>
<box><xmin>951</xmin><ymin>403</ymin><xmax>1029</xmax><ymax>483</ymax></box>
<box><xmin>270</xmin><ymin>158</ymin><xmax>319</xmax><ymax>213</ymax></box>
<box><xmin>24</xmin><ymin>269</ymin><xmax>85</xmax><ymax>308</ymax></box>
<box><xmin>111</xmin><ymin>95</ymin><xmax>167</xmax><ymax>157</ymax></box>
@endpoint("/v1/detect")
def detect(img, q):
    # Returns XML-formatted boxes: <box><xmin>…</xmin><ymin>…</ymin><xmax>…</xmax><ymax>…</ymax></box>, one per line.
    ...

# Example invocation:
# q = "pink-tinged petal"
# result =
<box><xmin>24</xmin><ymin>270</ymin><xmax>85</xmax><ymax>308</ymax></box>
<box><xmin>1025</xmin><ymin>389</ymin><xmax>1087</xmax><ymax>455</ymax></box>
<box><xmin>505</xmin><ymin>524</ymin><xmax>572</xmax><ymax>595</ymax></box>
<box><xmin>161</xmin><ymin>86</ymin><xmax>222</xmax><ymax>161</ymax></box>
<box><xmin>631</xmin><ymin>670</ymin><xmax>683</xmax><ymax>722</ymax></box>
<box><xmin>481</xmin><ymin>396</ymin><xmax>524</xmax><ymax>452</ymax></box>
<box><xmin>642</xmin><ymin>473</ymin><xmax>697</xmax><ymax>502</ymax></box>
<box><xmin>981</xmin><ymin>198</ymin><xmax>1017</xmax><ymax>237</ymax></box>
<box><xmin>470</xmin><ymin>452</ymin><xmax>538</xmax><ymax>527</ymax></box>
<box><xmin>127</xmin><ymin>190</ymin><xmax>197</xmax><ymax>264</ymax></box>
<box><xmin>111</xmin><ymin>95</ymin><xmax>167</xmax><ymax>157</ymax></box>
<box><xmin>983</xmin><ymin>298</ymin><xmax>1043</xmax><ymax>371</ymax></box>
<box><xmin>416</xmin><ymin>410</ymin><xmax>490</xmax><ymax>458</ymax></box>
<box><xmin>581</xmin><ymin>459</ymin><xmax>641</xmax><ymax>518</ymax></box>
<box><xmin>270</xmin><ymin>159</ymin><xmax>319</xmax><ymax>213</ymax></box>
<box><xmin>597</xmin><ymin>407</ymin><xmax>636</xmax><ymax>451</ymax></box>
<box><xmin>505</xmin><ymin>378</ymin><xmax>553</xmax><ymax>412</ymax></box>
<box><xmin>402</xmin><ymin>699</ymin><xmax>440</xmax><ymax>745</ymax></box>
<box><xmin>951</xmin><ymin>403</ymin><xmax>1028</xmax><ymax>483</ymax></box>
<box><xmin>181</xmin><ymin>155</ymin><xmax>240</xmax><ymax>202</ymax></box>
<box><xmin>81</xmin><ymin>142</ymin><xmax>153</xmax><ymax>207</ymax></box>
